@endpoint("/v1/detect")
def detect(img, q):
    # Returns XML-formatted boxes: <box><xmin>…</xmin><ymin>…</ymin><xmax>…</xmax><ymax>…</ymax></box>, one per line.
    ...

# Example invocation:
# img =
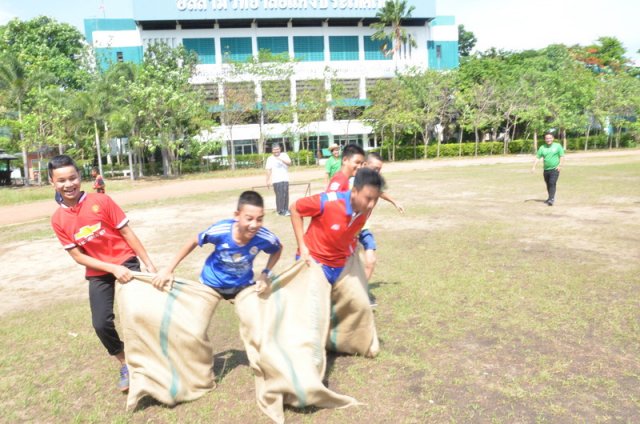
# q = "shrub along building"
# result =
<box><xmin>84</xmin><ymin>0</ymin><xmax>458</xmax><ymax>159</ymax></box>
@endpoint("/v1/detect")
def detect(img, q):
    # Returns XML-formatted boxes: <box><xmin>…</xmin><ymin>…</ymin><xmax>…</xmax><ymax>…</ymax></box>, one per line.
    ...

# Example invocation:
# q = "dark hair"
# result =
<box><xmin>342</xmin><ymin>143</ymin><xmax>365</xmax><ymax>160</ymax></box>
<box><xmin>237</xmin><ymin>190</ymin><xmax>264</xmax><ymax>210</ymax></box>
<box><xmin>91</xmin><ymin>166</ymin><xmax>100</xmax><ymax>173</ymax></box>
<box><xmin>544</xmin><ymin>131</ymin><xmax>555</xmax><ymax>136</ymax></box>
<box><xmin>353</xmin><ymin>167</ymin><xmax>385</xmax><ymax>192</ymax></box>
<box><xmin>48</xmin><ymin>155</ymin><xmax>80</xmax><ymax>178</ymax></box>
<box><xmin>271</xmin><ymin>143</ymin><xmax>281</xmax><ymax>151</ymax></box>
<box><xmin>366</xmin><ymin>151</ymin><xmax>383</xmax><ymax>162</ymax></box>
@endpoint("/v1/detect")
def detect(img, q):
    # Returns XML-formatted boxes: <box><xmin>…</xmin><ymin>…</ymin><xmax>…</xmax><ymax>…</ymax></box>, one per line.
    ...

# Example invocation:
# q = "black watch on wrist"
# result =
<box><xmin>262</xmin><ymin>268</ymin><xmax>272</xmax><ymax>278</ymax></box>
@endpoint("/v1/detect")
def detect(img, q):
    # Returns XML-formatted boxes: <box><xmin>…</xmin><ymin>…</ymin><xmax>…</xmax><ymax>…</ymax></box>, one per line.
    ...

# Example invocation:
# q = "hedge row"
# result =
<box><xmin>99</xmin><ymin>136</ymin><xmax>636</xmax><ymax>176</ymax></box>
<box><xmin>376</xmin><ymin>135</ymin><xmax>637</xmax><ymax>161</ymax></box>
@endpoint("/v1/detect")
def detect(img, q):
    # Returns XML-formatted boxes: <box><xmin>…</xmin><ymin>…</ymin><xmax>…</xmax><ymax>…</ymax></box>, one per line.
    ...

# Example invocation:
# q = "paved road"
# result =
<box><xmin>1</xmin><ymin>150</ymin><xmax>636</xmax><ymax>227</ymax></box>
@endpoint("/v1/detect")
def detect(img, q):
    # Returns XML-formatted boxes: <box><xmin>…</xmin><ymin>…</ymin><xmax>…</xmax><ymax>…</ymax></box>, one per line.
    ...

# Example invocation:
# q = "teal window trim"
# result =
<box><xmin>364</xmin><ymin>36</ymin><xmax>391</xmax><ymax>61</ymax></box>
<box><xmin>329</xmin><ymin>36</ymin><xmax>359</xmax><ymax>61</ymax></box>
<box><xmin>183</xmin><ymin>38</ymin><xmax>215</xmax><ymax>64</ymax></box>
<box><xmin>293</xmin><ymin>36</ymin><xmax>324</xmax><ymax>62</ymax></box>
<box><xmin>221</xmin><ymin>37</ymin><xmax>253</xmax><ymax>63</ymax></box>
<box><xmin>257</xmin><ymin>36</ymin><xmax>289</xmax><ymax>55</ymax></box>
<box><xmin>331</xmin><ymin>99</ymin><xmax>370</xmax><ymax>107</ymax></box>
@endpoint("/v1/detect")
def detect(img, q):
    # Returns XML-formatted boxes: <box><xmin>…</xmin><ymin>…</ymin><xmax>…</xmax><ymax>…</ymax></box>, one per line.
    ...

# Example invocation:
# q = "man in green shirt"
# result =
<box><xmin>324</xmin><ymin>143</ymin><xmax>341</xmax><ymax>184</ymax></box>
<box><xmin>532</xmin><ymin>132</ymin><xmax>565</xmax><ymax>206</ymax></box>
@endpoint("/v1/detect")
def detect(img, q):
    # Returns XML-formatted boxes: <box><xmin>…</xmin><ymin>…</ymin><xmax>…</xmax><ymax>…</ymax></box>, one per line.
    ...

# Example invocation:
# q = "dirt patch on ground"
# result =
<box><xmin>0</xmin><ymin>149</ymin><xmax>638</xmax><ymax>317</ymax></box>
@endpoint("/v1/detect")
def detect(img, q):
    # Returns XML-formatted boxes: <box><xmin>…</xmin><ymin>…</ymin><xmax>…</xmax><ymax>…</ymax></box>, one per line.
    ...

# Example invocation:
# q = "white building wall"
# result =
<box><xmin>97</xmin><ymin>21</ymin><xmax>439</xmax><ymax>152</ymax></box>
<box><xmin>93</xmin><ymin>30</ymin><xmax>142</xmax><ymax>48</ymax></box>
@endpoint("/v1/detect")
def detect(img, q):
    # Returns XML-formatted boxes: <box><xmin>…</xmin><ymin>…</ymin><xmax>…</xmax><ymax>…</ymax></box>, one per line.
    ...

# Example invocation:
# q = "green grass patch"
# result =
<box><xmin>1</xmin><ymin>153</ymin><xmax>639</xmax><ymax>422</ymax></box>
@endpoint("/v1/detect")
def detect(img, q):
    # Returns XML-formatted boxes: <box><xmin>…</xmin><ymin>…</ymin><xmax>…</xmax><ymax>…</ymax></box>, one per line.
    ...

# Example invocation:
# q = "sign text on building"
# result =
<box><xmin>176</xmin><ymin>0</ymin><xmax>386</xmax><ymax>12</ymax></box>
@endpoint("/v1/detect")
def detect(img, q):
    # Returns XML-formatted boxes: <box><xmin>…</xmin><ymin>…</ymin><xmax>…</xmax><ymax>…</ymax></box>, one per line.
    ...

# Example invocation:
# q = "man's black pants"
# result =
<box><xmin>543</xmin><ymin>168</ymin><xmax>559</xmax><ymax>202</ymax></box>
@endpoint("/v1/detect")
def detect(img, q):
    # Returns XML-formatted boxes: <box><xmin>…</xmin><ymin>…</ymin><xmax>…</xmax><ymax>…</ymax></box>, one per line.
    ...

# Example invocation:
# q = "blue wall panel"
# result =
<box><xmin>95</xmin><ymin>46</ymin><xmax>143</xmax><ymax>71</ymax></box>
<box><xmin>427</xmin><ymin>41</ymin><xmax>459</xmax><ymax>70</ymax></box>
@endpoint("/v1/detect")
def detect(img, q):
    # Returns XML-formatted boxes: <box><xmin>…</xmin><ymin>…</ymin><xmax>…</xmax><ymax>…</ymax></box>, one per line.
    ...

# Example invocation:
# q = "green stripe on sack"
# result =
<box><xmin>159</xmin><ymin>281</ymin><xmax>184</xmax><ymax>399</ymax></box>
<box><xmin>271</xmin><ymin>274</ymin><xmax>307</xmax><ymax>407</ymax></box>
<box><xmin>329</xmin><ymin>303</ymin><xmax>338</xmax><ymax>351</ymax></box>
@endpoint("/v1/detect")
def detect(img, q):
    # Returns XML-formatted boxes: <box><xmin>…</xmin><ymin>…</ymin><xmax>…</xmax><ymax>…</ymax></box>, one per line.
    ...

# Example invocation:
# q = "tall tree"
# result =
<box><xmin>133</xmin><ymin>43</ymin><xmax>208</xmax><ymax>176</ymax></box>
<box><xmin>458</xmin><ymin>24</ymin><xmax>477</xmax><ymax>57</ymax></box>
<box><xmin>370</xmin><ymin>0</ymin><xmax>417</xmax><ymax>61</ymax></box>
<box><xmin>0</xmin><ymin>54</ymin><xmax>33</xmax><ymax>184</ymax></box>
<box><xmin>0</xmin><ymin>16</ymin><xmax>90</xmax><ymax>90</ymax></box>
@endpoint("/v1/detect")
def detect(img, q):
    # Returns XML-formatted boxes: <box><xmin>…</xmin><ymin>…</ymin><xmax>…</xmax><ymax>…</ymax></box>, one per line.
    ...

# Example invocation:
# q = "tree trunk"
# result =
<box><xmin>229</xmin><ymin>128</ymin><xmax>236</xmax><ymax>171</ymax></box>
<box><xmin>458</xmin><ymin>127</ymin><xmax>463</xmax><ymax>157</ymax></box>
<box><xmin>615</xmin><ymin>126</ymin><xmax>621</xmax><ymax>148</ymax></box>
<box><xmin>533</xmin><ymin>130</ymin><xmax>538</xmax><ymax>152</ymax></box>
<box><xmin>104</xmin><ymin>122</ymin><xmax>112</xmax><ymax>173</ymax></box>
<box><xmin>161</xmin><ymin>137</ymin><xmax>171</xmax><ymax>177</ymax></box>
<box><xmin>562</xmin><ymin>129</ymin><xmax>567</xmax><ymax>150</ymax></box>
<box><xmin>18</xmin><ymin>107</ymin><xmax>30</xmax><ymax>186</ymax></box>
<box><xmin>474</xmin><ymin>127</ymin><xmax>479</xmax><ymax>157</ymax></box>
<box><xmin>424</xmin><ymin>124</ymin><xmax>429</xmax><ymax>159</ymax></box>
<box><xmin>584</xmin><ymin>125</ymin><xmax>591</xmax><ymax>151</ymax></box>
<box><xmin>128</xmin><ymin>144</ymin><xmax>134</xmax><ymax>181</ymax></box>
<box><xmin>392</xmin><ymin>124</ymin><xmax>396</xmax><ymax>162</ymax></box>
<box><xmin>94</xmin><ymin>120</ymin><xmax>103</xmax><ymax>177</ymax></box>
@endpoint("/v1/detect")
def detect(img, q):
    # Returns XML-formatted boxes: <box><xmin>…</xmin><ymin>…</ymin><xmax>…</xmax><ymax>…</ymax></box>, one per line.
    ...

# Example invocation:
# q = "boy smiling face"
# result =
<box><xmin>233</xmin><ymin>203</ymin><xmax>265</xmax><ymax>245</ymax></box>
<box><xmin>51</xmin><ymin>165</ymin><xmax>82</xmax><ymax>207</ymax></box>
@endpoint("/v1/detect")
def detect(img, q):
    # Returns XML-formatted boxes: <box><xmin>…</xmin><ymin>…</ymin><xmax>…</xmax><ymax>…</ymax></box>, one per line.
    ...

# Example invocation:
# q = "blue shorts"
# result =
<box><xmin>358</xmin><ymin>229</ymin><xmax>377</xmax><ymax>251</ymax></box>
<box><xmin>296</xmin><ymin>255</ymin><xmax>345</xmax><ymax>285</ymax></box>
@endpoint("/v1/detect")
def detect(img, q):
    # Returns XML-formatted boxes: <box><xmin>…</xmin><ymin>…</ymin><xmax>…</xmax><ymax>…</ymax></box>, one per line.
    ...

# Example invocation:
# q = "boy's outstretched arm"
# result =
<box><xmin>119</xmin><ymin>224</ymin><xmax>157</xmax><ymax>273</ymax></box>
<box><xmin>380</xmin><ymin>192</ymin><xmax>404</xmax><ymax>213</ymax></box>
<box><xmin>255</xmin><ymin>245</ymin><xmax>283</xmax><ymax>293</ymax></box>
<box><xmin>151</xmin><ymin>235</ymin><xmax>199</xmax><ymax>290</ymax></box>
<box><xmin>289</xmin><ymin>201</ymin><xmax>311</xmax><ymax>266</ymax></box>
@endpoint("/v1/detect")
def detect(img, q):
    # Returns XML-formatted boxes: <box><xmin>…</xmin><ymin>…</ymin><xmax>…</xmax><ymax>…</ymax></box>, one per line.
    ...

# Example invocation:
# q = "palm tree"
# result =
<box><xmin>370</xmin><ymin>0</ymin><xmax>417</xmax><ymax>61</ymax></box>
<box><xmin>74</xmin><ymin>88</ymin><xmax>108</xmax><ymax>177</ymax></box>
<box><xmin>0</xmin><ymin>54</ymin><xmax>31</xmax><ymax>184</ymax></box>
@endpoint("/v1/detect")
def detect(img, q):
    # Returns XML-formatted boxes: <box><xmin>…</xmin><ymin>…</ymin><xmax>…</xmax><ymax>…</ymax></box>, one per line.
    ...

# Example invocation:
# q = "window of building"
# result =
<box><xmin>364</xmin><ymin>36</ymin><xmax>391</xmax><ymax>60</ymax></box>
<box><xmin>257</xmin><ymin>36</ymin><xmax>289</xmax><ymax>56</ymax></box>
<box><xmin>334</xmin><ymin>134</ymin><xmax>363</xmax><ymax>146</ymax></box>
<box><xmin>266</xmin><ymin>137</ymin><xmax>293</xmax><ymax>152</ymax></box>
<box><xmin>299</xmin><ymin>135</ymin><xmax>329</xmax><ymax>157</ymax></box>
<box><xmin>329</xmin><ymin>36</ymin><xmax>359</xmax><ymax>61</ymax></box>
<box><xmin>182</xmin><ymin>38</ymin><xmax>215</xmax><ymax>64</ymax></box>
<box><xmin>116</xmin><ymin>51</ymin><xmax>124</xmax><ymax>62</ymax></box>
<box><xmin>331</xmin><ymin>78</ymin><xmax>360</xmax><ymax>100</ymax></box>
<box><xmin>221</xmin><ymin>37</ymin><xmax>252</xmax><ymax>63</ymax></box>
<box><xmin>234</xmin><ymin>139</ymin><xmax>258</xmax><ymax>156</ymax></box>
<box><xmin>436</xmin><ymin>45</ymin><xmax>442</xmax><ymax>59</ymax></box>
<box><xmin>293</xmin><ymin>36</ymin><xmax>324</xmax><ymax>62</ymax></box>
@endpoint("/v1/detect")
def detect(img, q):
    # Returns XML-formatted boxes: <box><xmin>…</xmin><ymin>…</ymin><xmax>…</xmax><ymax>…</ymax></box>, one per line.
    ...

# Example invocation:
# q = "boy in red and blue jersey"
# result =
<box><xmin>291</xmin><ymin>167</ymin><xmax>384</xmax><ymax>284</ymax></box>
<box><xmin>49</xmin><ymin>155</ymin><xmax>156</xmax><ymax>392</ymax></box>
<box><xmin>326</xmin><ymin>143</ymin><xmax>365</xmax><ymax>193</ymax></box>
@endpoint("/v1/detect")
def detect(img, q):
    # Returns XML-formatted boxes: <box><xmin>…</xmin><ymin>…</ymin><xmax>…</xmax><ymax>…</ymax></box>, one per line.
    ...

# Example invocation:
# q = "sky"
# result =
<box><xmin>0</xmin><ymin>0</ymin><xmax>638</xmax><ymax>63</ymax></box>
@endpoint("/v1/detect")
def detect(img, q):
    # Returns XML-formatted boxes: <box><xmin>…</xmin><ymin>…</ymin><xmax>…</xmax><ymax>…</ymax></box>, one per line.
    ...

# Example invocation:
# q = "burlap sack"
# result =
<box><xmin>235</xmin><ymin>252</ymin><xmax>380</xmax><ymax>423</ymax></box>
<box><xmin>116</xmin><ymin>273</ymin><xmax>221</xmax><ymax>410</ymax></box>
<box><xmin>327</xmin><ymin>251</ymin><xmax>380</xmax><ymax>357</ymax></box>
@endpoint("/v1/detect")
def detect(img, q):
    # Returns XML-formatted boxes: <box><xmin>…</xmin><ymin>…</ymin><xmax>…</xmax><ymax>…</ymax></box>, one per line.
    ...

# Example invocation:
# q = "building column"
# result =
<box><xmin>251</xmin><ymin>22</ymin><xmax>258</xmax><ymax>59</ymax></box>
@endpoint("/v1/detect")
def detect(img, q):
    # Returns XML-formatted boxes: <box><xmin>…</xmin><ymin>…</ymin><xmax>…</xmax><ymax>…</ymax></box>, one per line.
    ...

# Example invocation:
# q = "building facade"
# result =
<box><xmin>84</xmin><ymin>0</ymin><xmax>458</xmax><ymax>156</ymax></box>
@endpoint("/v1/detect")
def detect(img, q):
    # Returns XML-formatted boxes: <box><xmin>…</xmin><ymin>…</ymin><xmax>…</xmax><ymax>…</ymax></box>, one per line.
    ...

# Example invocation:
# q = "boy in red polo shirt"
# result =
<box><xmin>291</xmin><ymin>167</ymin><xmax>384</xmax><ymax>284</ymax></box>
<box><xmin>326</xmin><ymin>143</ymin><xmax>365</xmax><ymax>193</ymax></box>
<box><xmin>48</xmin><ymin>155</ymin><xmax>156</xmax><ymax>392</ymax></box>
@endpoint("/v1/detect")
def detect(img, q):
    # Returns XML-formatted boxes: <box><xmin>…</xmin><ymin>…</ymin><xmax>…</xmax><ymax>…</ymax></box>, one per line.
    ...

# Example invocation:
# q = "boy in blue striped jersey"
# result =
<box><xmin>152</xmin><ymin>191</ymin><xmax>282</xmax><ymax>296</ymax></box>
